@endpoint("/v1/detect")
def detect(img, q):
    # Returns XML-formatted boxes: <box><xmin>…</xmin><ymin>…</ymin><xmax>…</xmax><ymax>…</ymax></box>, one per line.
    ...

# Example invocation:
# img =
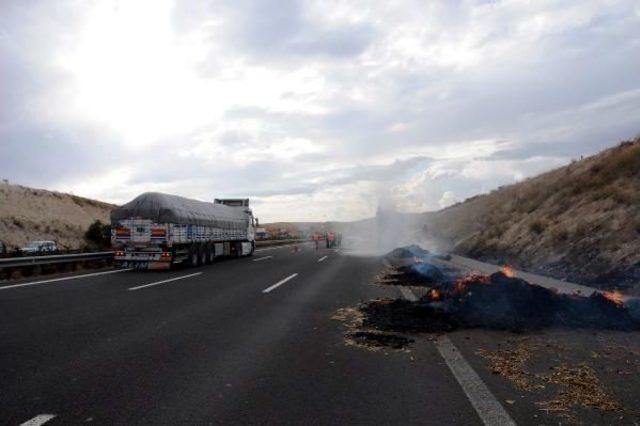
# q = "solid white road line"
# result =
<box><xmin>436</xmin><ymin>336</ymin><xmax>516</xmax><ymax>426</ymax></box>
<box><xmin>0</xmin><ymin>269</ymin><xmax>132</xmax><ymax>291</ymax></box>
<box><xmin>399</xmin><ymin>286</ymin><xmax>515</xmax><ymax>426</ymax></box>
<box><xmin>128</xmin><ymin>272</ymin><xmax>202</xmax><ymax>291</ymax></box>
<box><xmin>253</xmin><ymin>256</ymin><xmax>273</xmax><ymax>262</ymax></box>
<box><xmin>19</xmin><ymin>414</ymin><xmax>56</xmax><ymax>426</ymax></box>
<box><xmin>317</xmin><ymin>255</ymin><xmax>328</xmax><ymax>263</ymax></box>
<box><xmin>262</xmin><ymin>273</ymin><xmax>298</xmax><ymax>293</ymax></box>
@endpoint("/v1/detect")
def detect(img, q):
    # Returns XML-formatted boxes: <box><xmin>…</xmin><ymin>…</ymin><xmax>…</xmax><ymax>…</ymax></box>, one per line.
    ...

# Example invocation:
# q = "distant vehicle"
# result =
<box><xmin>111</xmin><ymin>192</ymin><xmax>256</xmax><ymax>270</ymax></box>
<box><xmin>255</xmin><ymin>227</ymin><xmax>269</xmax><ymax>240</ymax></box>
<box><xmin>325</xmin><ymin>232</ymin><xmax>342</xmax><ymax>248</ymax></box>
<box><xmin>21</xmin><ymin>240</ymin><xmax>57</xmax><ymax>254</ymax></box>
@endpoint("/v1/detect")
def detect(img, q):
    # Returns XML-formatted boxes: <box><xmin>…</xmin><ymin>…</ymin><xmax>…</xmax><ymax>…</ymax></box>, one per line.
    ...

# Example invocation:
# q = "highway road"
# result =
<box><xmin>2</xmin><ymin>243</ymin><xmax>638</xmax><ymax>425</ymax></box>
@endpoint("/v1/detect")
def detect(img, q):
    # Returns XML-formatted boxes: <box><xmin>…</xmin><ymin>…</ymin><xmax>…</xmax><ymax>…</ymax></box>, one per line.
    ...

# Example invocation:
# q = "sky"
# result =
<box><xmin>1</xmin><ymin>0</ymin><xmax>639</xmax><ymax>222</ymax></box>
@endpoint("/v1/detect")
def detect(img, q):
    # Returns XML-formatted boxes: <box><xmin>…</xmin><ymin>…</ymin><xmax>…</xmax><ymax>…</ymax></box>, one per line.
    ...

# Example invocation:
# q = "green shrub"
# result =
<box><xmin>85</xmin><ymin>220</ymin><xmax>111</xmax><ymax>249</ymax></box>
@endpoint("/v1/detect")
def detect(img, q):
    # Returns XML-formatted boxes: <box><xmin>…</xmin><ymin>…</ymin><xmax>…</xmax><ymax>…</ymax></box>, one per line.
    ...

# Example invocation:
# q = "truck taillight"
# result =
<box><xmin>161</xmin><ymin>252</ymin><xmax>172</xmax><ymax>258</ymax></box>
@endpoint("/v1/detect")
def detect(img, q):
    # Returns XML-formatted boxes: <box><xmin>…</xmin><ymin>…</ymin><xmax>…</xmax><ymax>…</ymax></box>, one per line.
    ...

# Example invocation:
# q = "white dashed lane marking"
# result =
<box><xmin>253</xmin><ymin>256</ymin><xmax>273</xmax><ymax>262</ymax></box>
<box><xmin>262</xmin><ymin>273</ymin><xmax>298</xmax><ymax>294</ymax></box>
<box><xmin>128</xmin><ymin>272</ymin><xmax>202</xmax><ymax>291</ymax></box>
<box><xmin>19</xmin><ymin>414</ymin><xmax>56</xmax><ymax>426</ymax></box>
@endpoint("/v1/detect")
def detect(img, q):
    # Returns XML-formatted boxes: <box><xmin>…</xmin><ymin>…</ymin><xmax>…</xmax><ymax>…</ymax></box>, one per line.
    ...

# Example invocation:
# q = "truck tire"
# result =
<box><xmin>199</xmin><ymin>245</ymin><xmax>207</xmax><ymax>266</ymax></box>
<box><xmin>205</xmin><ymin>245</ymin><xmax>213</xmax><ymax>265</ymax></box>
<box><xmin>189</xmin><ymin>246</ymin><xmax>199</xmax><ymax>267</ymax></box>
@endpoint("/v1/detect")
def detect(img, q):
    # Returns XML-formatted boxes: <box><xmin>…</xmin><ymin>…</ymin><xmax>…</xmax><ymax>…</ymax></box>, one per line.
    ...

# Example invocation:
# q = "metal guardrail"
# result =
<box><xmin>0</xmin><ymin>240</ymin><xmax>307</xmax><ymax>269</ymax></box>
<box><xmin>0</xmin><ymin>251</ymin><xmax>113</xmax><ymax>268</ymax></box>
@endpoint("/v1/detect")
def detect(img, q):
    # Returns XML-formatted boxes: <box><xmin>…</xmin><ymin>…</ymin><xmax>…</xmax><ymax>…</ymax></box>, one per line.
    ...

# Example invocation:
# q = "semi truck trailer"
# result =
<box><xmin>111</xmin><ymin>192</ymin><xmax>255</xmax><ymax>269</ymax></box>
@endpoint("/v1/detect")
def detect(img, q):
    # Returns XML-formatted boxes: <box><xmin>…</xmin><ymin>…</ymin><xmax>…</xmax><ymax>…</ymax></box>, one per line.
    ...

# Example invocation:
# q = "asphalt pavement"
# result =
<box><xmin>2</xmin><ymin>243</ymin><xmax>638</xmax><ymax>425</ymax></box>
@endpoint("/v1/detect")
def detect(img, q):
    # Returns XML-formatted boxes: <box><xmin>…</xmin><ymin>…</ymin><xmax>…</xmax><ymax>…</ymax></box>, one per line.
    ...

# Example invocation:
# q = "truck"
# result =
<box><xmin>110</xmin><ymin>192</ymin><xmax>256</xmax><ymax>270</ymax></box>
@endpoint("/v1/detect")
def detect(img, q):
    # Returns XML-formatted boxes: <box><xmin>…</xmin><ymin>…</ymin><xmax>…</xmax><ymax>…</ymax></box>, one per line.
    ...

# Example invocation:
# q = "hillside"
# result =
<box><xmin>0</xmin><ymin>183</ymin><xmax>115</xmax><ymax>250</ymax></box>
<box><xmin>423</xmin><ymin>137</ymin><xmax>640</xmax><ymax>292</ymax></box>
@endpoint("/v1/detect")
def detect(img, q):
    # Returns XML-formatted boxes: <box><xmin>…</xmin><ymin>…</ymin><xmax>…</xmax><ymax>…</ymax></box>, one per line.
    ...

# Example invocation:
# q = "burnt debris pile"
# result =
<box><xmin>368</xmin><ymin>245</ymin><xmax>640</xmax><ymax>333</ymax></box>
<box><xmin>425</xmin><ymin>272</ymin><xmax>639</xmax><ymax>331</ymax></box>
<box><xmin>377</xmin><ymin>263</ymin><xmax>446</xmax><ymax>287</ymax></box>
<box><xmin>377</xmin><ymin>245</ymin><xmax>455</xmax><ymax>287</ymax></box>
<box><xmin>386</xmin><ymin>244</ymin><xmax>452</xmax><ymax>262</ymax></box>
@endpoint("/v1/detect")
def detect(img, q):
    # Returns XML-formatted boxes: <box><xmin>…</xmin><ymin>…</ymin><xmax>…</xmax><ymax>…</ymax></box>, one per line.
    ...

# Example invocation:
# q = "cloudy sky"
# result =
<box><xmin>2</xmin><ymin>0</ymin><xmax>639</xmax><ymax>222</ymax></box>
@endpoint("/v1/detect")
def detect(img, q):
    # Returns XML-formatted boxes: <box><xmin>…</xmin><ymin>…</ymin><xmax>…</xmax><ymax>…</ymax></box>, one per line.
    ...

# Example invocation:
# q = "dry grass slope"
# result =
<box><xmin>424</xmin><ymin>138</ymin><xmax>640</xmax><ymax>292</ymax></box>
<box><xmin>0</xmin><ymin>183</ymin><xmax>116</xmax><ymax>250</ymax></box>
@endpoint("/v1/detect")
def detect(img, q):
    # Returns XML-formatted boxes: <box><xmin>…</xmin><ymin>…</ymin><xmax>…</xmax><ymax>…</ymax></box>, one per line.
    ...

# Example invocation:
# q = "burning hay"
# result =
<box><xmin>343</xmin><ymin>250</ymin><xmax>639</xmax><ymax>350</ymax></box>
<box><xmin>366</xmin><ymin>271</ymin><xmax>640</xmax><ymax>333</ymax></box>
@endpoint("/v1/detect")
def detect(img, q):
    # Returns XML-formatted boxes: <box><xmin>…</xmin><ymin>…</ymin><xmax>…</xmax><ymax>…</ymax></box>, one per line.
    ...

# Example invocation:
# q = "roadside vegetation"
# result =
<box><xmin>84</xmin><ymin>220</ymin><xmax>112</xmax><ymax>250</ymax></box>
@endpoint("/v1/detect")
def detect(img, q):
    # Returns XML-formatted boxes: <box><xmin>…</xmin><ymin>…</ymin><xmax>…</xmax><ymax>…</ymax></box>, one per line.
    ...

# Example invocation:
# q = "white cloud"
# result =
<box><xmin>2</xmin><ymin>0</ymin><xmax>640</xmax><ymax>222</ymax></box>
<box><xmin>438</xmin><ymin>191</ymin><xmax>459</xmax><ymax>209</ymax></box>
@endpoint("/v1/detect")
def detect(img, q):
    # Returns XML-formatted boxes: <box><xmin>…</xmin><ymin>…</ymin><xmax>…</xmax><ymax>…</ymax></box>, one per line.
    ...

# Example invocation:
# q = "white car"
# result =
<box><xmin>21</xmin><ymin>240</ymin><xmax>57</xmax><ymax>254</ymax></box>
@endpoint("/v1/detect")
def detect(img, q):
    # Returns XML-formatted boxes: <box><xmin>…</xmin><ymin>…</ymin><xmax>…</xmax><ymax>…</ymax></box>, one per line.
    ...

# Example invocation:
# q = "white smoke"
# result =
<box><xmin>340</xmin><ymin>196</ymin><xmax>438</xmax><ymax>257</ymax></box>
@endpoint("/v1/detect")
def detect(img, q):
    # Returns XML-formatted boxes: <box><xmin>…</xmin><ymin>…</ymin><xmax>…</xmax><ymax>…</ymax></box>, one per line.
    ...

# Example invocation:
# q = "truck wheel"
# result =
<box><xmin>205</xmin><ymin>245</ymin><xmax>213</xmax><ymax>265</ymax></box>
<box><xmin>199</xmin><ymin>246</ymin><xmax>207</xmax><ymax>266</ymax></box>
<box><xmin>189</xmin><ymin>246</ymin><xmax>199</xmax><ymax>267</ymax></box>
<box><xmin>249</xmin><ymin>241</ymin><xmax>255</xmax><ymax>256</ymax></box>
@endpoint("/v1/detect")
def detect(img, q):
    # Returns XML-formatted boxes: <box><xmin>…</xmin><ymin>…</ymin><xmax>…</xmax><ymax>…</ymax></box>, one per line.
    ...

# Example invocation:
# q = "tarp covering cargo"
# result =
<box><xmin>111</xmin><ymin>192</ymin><xmax>249</xmax><ymax>229</ymax></box>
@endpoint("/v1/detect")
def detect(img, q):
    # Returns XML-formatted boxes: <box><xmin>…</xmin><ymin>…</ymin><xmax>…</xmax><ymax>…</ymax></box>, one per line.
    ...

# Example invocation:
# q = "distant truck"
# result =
<box><xmin>111</xmin><ymin>192</ymin><xmax>256</xmax><ymax>270</ymax></box>
<box><xmin>325</xmin><ymin>232</ymin><xmax>341</xmax><ymax>248</ymax></box>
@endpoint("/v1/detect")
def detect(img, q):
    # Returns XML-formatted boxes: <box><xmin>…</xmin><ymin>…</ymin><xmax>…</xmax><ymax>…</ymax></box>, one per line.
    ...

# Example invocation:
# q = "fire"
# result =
<box><xmin>500</xmin><ymin>265</ymin><xmax>516</xmax><ymax>278</ymax></box>
<box><xmin>454</xmin><ymin>280</ymin><xmax>466</xmax><ymax>293</ymax></box>
<box><xmin>428</xmin><ymin>288</ymin><xmax>441</xmax><ymax>301</ymax></box>
<box><xmin>453</xmin><ymin>273</ymin><xmax>490</xmax><ymax>293</ymax></box>
<box><xmin>602</xmin><ymin>290</ymin><xmax>624</xmax><ymax>306</ymax></box>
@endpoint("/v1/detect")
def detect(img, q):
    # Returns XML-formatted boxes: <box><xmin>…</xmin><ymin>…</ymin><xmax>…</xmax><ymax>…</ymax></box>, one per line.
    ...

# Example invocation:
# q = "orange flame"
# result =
<box><xmin>500</xmin><ymin>265</ymin><xmax>516</xmax><ymax>278</ymax></box>
<box><xmin>453</xmin><ymin>273</ymin><xmax>490</xmax><ymax>293</ymax></box>
<box><xmin>428</xmin><ymin>288</ymin><xmax>441</xmax><ymax>301</ymax></box>
<box><xmin>602</xmin><ymin>290</ymin><xmax>624</xmax><ymax>306</ymax></box>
